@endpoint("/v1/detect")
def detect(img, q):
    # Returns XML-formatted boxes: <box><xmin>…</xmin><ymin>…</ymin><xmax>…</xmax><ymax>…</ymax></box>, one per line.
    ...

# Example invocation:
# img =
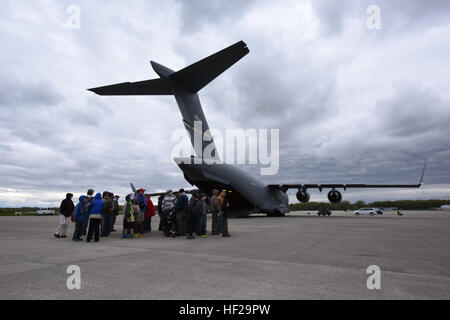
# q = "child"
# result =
<box><xmin>167</xmin><ymin>210</ymin><xmax>177</xmax><ymax>237</ymax></box>
<box><xmin>132</xmin><ymin>199</ymin><xmax>142</xmax><ymax>238</ymax></box>
<box><xmin>123</xmin><ymin>194</ymin><xmax>135</xmax><ymax>239</ymax></box>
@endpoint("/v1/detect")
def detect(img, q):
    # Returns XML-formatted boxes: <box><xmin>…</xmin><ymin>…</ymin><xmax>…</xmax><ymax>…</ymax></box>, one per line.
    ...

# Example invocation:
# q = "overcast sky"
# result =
<box><xmin>1</xmin><ymin>0</ymin><xmax>449</xmax><ymax>207</ymax></box>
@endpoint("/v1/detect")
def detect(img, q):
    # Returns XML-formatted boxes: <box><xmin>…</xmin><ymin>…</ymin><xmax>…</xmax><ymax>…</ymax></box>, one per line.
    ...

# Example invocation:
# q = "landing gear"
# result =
<box><xmin>266</xmin><ymin>212</ymin><xmax>285</xmax><ymax>217</ymax></box>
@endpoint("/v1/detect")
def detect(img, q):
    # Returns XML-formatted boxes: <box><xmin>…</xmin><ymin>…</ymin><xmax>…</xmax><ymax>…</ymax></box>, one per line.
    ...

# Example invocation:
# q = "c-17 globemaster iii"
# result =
<box><xmin>89</xmin><ymin>41</ymin><xmax>425</xmax><ymax>217</ymax></box>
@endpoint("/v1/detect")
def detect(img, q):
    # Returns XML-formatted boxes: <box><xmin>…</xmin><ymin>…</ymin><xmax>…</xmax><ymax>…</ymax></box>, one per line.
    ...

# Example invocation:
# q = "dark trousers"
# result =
<box><xmin>196</xmin><ymin>214</ymin><xmax>206</xmax><ymax>235</ymax></box>
<box><xmin>87</xmin><ymin>218</ymin><xmax>101</xmax><ymax>242</ymax></box>
<box><xmin>135</xmin><ymin>222</ymin><xmax>143</xmax><ymax>234</ymax></box>
<box><xmin>81</xmin><ymin>221</ymin><xmax>88</xmax><ymax>235</ymax></box>
<box><xmin>222</xmin><ymin>216</ymin><xmax>229</xmax><ymax>236</ymax></box>
<box><xmin>186</xmin><ymin>213</ymin><xmax>195</xmax><ymax>236</ymax></box>
<box><xmin>211</xmin><ymin>211</ymin><xmax>219</xmax><ymax>234</ymax></box>
<box><xmin>123</xmin><ymin>216</ymin><xmax>127</xmax><ymax>235</ymax></box>
<box><xmin>158</xmin><ymin>212</ymin><xmax>164</xmax><ymax>231</ymax></box>
<box><xmin>161</xmin><ymin>211</ymin><xmax>169</xmax><ymax>233</ymax></box>
<box><xmin>176</xmin><ymin>210</ymin><xmax>186</xmax><ymax>235</ymax></box>
<box><xmin>166</xmin><ymin>213</ymin><xmax>176</xmax><ymax>236</ymax></box>
<box><xmin>195</xmin><ymin>214</ymin><xmax>201</xmax><ymax>235</ymax></box>
<box><xmin>144</xmin><ymin>217</ymin><xmax>152</xmax><ymax>232</ymax></box>
<box><xmin>111</xmin><ymin>215</ymin><xmax>117</xmax><ymax>230</ymax></box>
<box><xmin>102</xmin><ymin>215</ymin><xmax>111</xmax><ymax>236</ymax></box>
<box><xmin>73</xmin><ymin>221</ymin><xmax>84</xmax><ymax>239</ymax></box>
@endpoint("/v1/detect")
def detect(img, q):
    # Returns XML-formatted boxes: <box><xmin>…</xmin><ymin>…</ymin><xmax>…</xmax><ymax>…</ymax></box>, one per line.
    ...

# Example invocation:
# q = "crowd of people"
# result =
<box><xmin>54</xmin><ymin>188</ymin><xmax>231</xmax><ymax>242</ymax></box>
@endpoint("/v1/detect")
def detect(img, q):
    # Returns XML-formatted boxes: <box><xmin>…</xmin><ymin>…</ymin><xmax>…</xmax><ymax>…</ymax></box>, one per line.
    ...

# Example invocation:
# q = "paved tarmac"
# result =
<box><xmin>0</xmin><ymin>210</ymin><xmax>449</xmax><ymax>299</ymax></box>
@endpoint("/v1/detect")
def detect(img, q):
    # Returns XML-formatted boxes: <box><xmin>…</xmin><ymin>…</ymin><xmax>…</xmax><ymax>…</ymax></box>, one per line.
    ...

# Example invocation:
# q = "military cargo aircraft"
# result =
<box><xmin>89</xmin><ymin>41</ymin><xmax>425</xmax><ymax>217</ymax></box>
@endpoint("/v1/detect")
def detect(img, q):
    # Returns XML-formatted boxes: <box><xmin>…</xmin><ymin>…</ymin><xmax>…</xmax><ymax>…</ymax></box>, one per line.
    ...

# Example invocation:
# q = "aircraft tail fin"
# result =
<box><xmin>88</xmin><ymin>41</ymin><xmax>249</xmax><ymax>96</ymax></box>
<box><xmin>169</xmin><ymin>40</ymin><xmax>249</xmax><ymax>93</ymax></box>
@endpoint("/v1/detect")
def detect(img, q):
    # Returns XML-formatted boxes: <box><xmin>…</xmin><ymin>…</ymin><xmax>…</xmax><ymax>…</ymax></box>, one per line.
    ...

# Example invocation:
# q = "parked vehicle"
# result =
<box><xmin>353</xmin><ymin>208</ymin><xmax>377</xmax><ymax>216</ymax></box>
<box><xmin>36</xmin><ymin>208</ymin><xmax>55</xmax><ymax>216</ymax></box>
<box><xmin>317</xmin><ymin>207</ymin><xmax>332</xmax><ymax>216</ymax></box>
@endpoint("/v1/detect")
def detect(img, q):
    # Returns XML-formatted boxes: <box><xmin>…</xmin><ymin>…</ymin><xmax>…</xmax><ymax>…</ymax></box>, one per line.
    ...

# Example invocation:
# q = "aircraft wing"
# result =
<box><xmin>269</xmin><ymin>163</ymin><xmax>426</xmax><ymax>191</ymax></box>
<box><xmin>146</xmin><ymin>189</ymin><xmax>199</xmax><ymax>197</ymax></box>
<box><xmin>130</xmin><ymin>182</ymin><xmax>198</xmax><ymax>197</ymax></box>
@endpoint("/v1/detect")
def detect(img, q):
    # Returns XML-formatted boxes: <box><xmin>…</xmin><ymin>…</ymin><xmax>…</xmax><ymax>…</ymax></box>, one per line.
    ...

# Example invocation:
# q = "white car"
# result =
<box><xmin>353</xmin><ymin>208</ymin><xmax>377</xmax><ymax>216</ymax></box>
<box><xmin>36</xmin><ymin>208</ymin><xmax>55</xmax><ymax>216</ymax></box>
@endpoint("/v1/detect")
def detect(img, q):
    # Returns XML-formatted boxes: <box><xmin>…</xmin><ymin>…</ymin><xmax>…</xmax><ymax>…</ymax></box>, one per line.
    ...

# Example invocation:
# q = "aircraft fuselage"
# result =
<box><xmin>175</xmin><ymin>157</ymin><xmax>289</xmax><ymax>217</ymax></box>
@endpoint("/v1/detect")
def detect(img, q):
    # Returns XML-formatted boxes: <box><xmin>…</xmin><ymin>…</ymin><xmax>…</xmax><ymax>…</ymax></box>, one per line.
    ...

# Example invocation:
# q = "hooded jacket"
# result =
<box><xmin>124</xmin><ymin>200</ymin><xmax>135</xmax><ymax>223</ymax></box>
<box><xmin>175</xmin><ymin>192</ymin><xmax>189</xmax><ymax>212</ymax></box>
<box><xmin>89</xmin><ymin>193</ymin><xmax>103</xmax><ymax>219</ymax></box>
<box><xmin>103</xmin><ymin>196</ymin><xmax>114</xmax><ymax>216</ymax></box>
<box><xmin>195</xmin><ymin>198</ymin><xmax>208</xmax><ymax>215</ymax></box>
<box><xmin>135</xmin><ymin>193</ymin><xmax>146</xmax><ymax>210</ymax></box>
<box><xmin>144</xmin><ymin>196</ymin><xmax>156</xmax><ymax>219</ymax></box>
<box><xmin>210</xmin><ymin>190</ymin><xmax>220</xmax><ymax>214</ymax></box>
<box><xmin>218</xmin><ymin>191</ymin><xmax>226</xmax><ymax>209</ymax></box>
<box><xmin>60</xmin><ymin>193</ymin><xmax>75</xmax><ymax>217</ymax></box>
<box><xmin>73</xmin><ymin>195</ymin><xmax>88</xmax><ymax>222</ymax></box>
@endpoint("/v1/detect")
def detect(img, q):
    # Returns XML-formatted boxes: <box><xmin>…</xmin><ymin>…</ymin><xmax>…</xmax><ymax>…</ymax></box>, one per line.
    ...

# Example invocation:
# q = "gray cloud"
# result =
<box><xmin>0</xmin><ymin>70</ymin><xmax>63</xmax><ymax>108</ymax></box>
<box><xmin>311</xmin><ymin>0</ymin><xmax>450</xmax><ymax>36</ymax></box>
<box><xmin>176</xmin><ymin>0</ymin><xmax>258</xmax><ymax>33</ymax></box>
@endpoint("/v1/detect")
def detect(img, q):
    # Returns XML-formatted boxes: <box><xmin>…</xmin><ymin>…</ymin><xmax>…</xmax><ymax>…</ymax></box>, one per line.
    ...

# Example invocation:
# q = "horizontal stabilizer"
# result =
<box><xmin>170</xmin><ymin>40</ymin><xmax>249</xmax><ymax>93</ymax></box>
<box><xmin>88</xmin><ymin>78</ymin><xmax>172</xmax><ymax>95</ymax></box>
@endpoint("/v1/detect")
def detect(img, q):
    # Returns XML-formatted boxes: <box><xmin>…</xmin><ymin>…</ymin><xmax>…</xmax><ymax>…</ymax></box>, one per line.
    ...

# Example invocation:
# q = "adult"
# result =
<box><xmin>175</xmin><ymin>188</ymin><xmax>189</xmax><ymax>236</ymax></box>
<box><xmin>144</xmin><ymin>194</ymin><xmax>156</xmax><ymax>232</ymax></box>
<box><xmin>83</xmin><ymin>189</ymin><xmax>95</xmax><ymax>236</ymax></box>
<box><xmin>101</xmin><ymin>192</ymin><xmax>113</xmax><ymax>237</ymax></box>
<box><xmin>210</xmin><ymin>189</ymin><xmax>220</xmax><ymax>235</ymax></box>
<box><xmin>55</xmin><ymin>193</ymin><xmax>74</xmax><ymax>238</ymax></box>
<box><xmin>162</xmin><ymin>190</ymin><xmax>177</xmax><ymax>237</ymax></box>
<box><xmin>186</xmin><ymin>190</ymin><xmax>198</xmax><ymax>239</ymax></box>
<box><xmin>195</xmin><ymin>193</ymin><xmax>208</xmax><ymax>238</ymax></box>
<box><xmin>111</xmin><ymin>195</ymin><xmax>120</xmax><ymax>232</ymax></box>
<box><xmin>123</xmin><ymin>194</ymin><xmax>135</xmax><ymax>238</ymax></box>
<box><xmin>157</xmin><ymin>195</ymin><xmax>164</xmax><ymax>231</ymax></box>
<box><xmin>87</xmin><ymin>193</ymin><xmax>103</xmax><ymax>242</ymax></box>
<box><xmin>72</xmin><ymin>195</ymin><xmax>88</xmax><ymax>241</ymax></box>
<box><xmin>221</xmin><ymin>192</ymin><xmax>231</xmax><ymax>237</ymax></box>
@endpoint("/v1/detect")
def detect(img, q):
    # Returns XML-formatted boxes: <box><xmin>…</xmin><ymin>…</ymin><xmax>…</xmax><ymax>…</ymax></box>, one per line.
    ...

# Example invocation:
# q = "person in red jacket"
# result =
<box><xmin>144</xmin><ymin>194</ymin><xmax>156</xmax><ymax>232</ymax></box>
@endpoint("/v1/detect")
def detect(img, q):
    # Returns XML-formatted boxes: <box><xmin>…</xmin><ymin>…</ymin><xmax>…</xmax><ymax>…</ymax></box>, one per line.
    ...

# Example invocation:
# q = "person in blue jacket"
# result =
<box><xmin>87</xmin><ymin>193</ymin><xmax>103</xmax><ymax>242</ymax></box>
<box><xmin>134</xmin><ymin>188</ymin><xmax>146</xmax><ymax>236</ymax></box>
<box><xmin>72</xmin><ymin>195</ymin><xmax>88</xmax><ymax>241</ymax></box>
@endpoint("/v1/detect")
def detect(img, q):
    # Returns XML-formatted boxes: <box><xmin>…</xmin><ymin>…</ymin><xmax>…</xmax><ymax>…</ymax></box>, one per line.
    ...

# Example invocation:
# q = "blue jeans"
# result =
<box><xmin>196</xmin><ymin>214</ymin><xmax>207</xmax><ymax>235</ymax></box>
<box><xmin>144</xmin><ymin>217</ymin><xmax>152</xmax><ymax>231</ymax></box>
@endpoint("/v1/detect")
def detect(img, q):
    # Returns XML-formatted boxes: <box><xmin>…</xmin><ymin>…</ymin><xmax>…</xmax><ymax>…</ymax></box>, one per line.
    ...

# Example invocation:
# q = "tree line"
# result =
<box><xmin>288</xmin><ymin>199</ymin><xmax>450</xmax><ymax>211</ymax></box>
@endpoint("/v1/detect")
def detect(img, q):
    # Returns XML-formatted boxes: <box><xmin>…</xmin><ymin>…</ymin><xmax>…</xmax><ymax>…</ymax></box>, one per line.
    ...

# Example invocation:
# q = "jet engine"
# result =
<box><xmin>296</xmin><ymin>190</ymin><xmax>310</xmax><ymax>203</ymax></box>
<box><xmin>327</xmin><ymin>189</ymin><xmax>342</xmax><ymax>204</ymax></box>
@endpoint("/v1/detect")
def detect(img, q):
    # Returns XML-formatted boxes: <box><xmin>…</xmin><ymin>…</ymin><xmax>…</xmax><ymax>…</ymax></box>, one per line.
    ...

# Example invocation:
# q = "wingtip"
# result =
<box><xmin>419</xmin><ymin>161</ymin><xmax>427</xmax><ymax>185</ymax></box>
<box><xmin>87</xmin><ymin>87</ymin><xmax>98</xmax><ymax>94</ymax></box>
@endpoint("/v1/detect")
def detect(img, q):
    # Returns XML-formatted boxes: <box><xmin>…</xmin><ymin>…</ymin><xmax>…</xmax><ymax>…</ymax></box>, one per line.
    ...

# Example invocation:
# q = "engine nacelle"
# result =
<box><xmin>327</xmin><ymin>190</ymin><xmax>342</xmax><ymax>204</ymax></box>
<box><xmin>296</xmin><ymin>190</ymin><xmax>310</xmax><ymax>203</ymax></box>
